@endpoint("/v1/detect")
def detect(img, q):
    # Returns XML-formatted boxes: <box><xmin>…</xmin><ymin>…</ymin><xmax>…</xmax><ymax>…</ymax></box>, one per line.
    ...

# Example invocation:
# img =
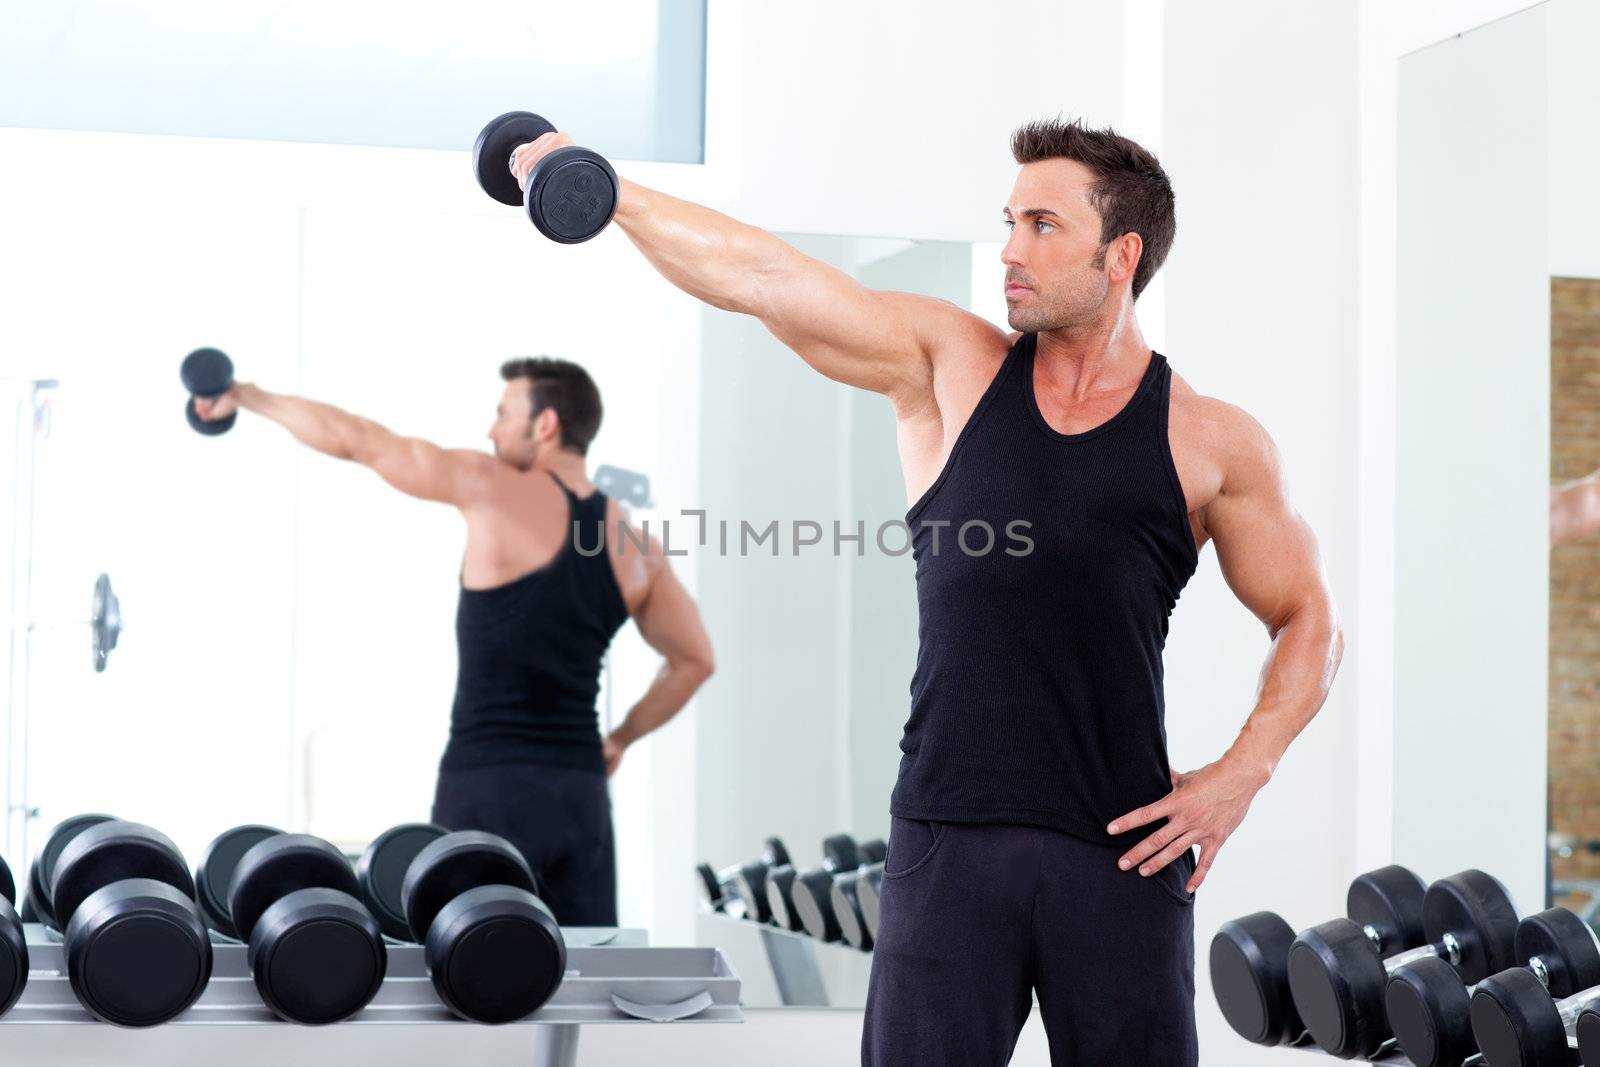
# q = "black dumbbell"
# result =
<box><xmin>472</xmin><ymin>111</ymin><xmax>619</xmax><ymax>244</ymax></box>
<box><xmin>49</xmin><ymin>820</ymin><xmax>213</xmax><ymax>1026</ymax></box>
<box><xmin>1384</xmin><ymin>905</ymin><xmax>1600</xmax><ymax>1067</ymax></box>
<box><xmin>1576</xmin><ymin>988</ymin><xmax>1600</xmax><ymax>1066</ymax></box>
<box><xmin>400</xmin><ymin>830</ymin><xmax>565</xmax><ymax>1023</ymax></box>
<box><xmin>227</xmin><ymin>833</ymin><xmax>386</xmax><ymax>1024</ymax></box>
<box><xmin>180</xmin><ymin>347</ymin><xmax>235</xmax><ymax>435</ymax></box>
<box><xmin>1211</xmin><ymin>865</ymin><xmax>1429</xmax><ymax>1047</ymax></box>
<box><xmin>1288</xmin><ymin>869</ymin><xmax>1518</xmax><ymax>1059</ymax></box>
<box><xmin>857</xmin><ymin>863</ymin><xmax>885</xmax><ymax>943</ymax></box>
<box><xmin>19</xmin><ymin>812</ymin><xmax>116</xmax><ymax>927</ymax></box>
<box><xmin>356</xmin><ymin>823</ymin><xmax>448</xmax><ymax>942</ymax></box>
<box><xmin>791</xmin><ymin>834</ymin><xmax>886</xmax><ymax>943</ymax></box>
<box><xmin>833</xmin><ymin>845</ymin><xmax>887</xmax><ymax>952</ymax></box>
<box><xmin>731</xmin><ymin>838</ymin><xmax>791</xmax><ymax>924</ymax></box>
<box><xmin>194</xmin><ymin>824</ymin><xmax>284</xmax><ymax>940</ymax></box>
<box><xmin>0</xmin><ymin>854</ymin><xmax>25</xmax><ymax>1019</ymax></box>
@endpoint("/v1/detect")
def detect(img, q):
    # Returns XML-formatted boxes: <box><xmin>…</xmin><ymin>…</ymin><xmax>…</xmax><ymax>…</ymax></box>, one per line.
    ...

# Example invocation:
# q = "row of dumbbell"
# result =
<box><xmin>1213</xmin><ymin>864</ymin><xmax>1600</xmax><ymax>1066</ymax></box>
<box><xmin>698</xmin><ymin>833</ymin><xmax>887</xmax><ymax>952</ymax></box>
<box><xmin>0</xmin><ymin>815</ymin><xmax>565</xmax><ymax>1027</ymax></box>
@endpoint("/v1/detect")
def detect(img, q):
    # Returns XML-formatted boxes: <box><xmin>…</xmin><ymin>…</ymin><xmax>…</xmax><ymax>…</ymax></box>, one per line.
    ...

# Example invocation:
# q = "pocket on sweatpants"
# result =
<box><xmin>883</xmin><ymin>816</ymin><xmax>946</xmax><ymax>879</ymax></box>
<box><xmin>1149</xmin><ymin>847</ymin><xmax>1197</xmax><ymax>905</ymax></box>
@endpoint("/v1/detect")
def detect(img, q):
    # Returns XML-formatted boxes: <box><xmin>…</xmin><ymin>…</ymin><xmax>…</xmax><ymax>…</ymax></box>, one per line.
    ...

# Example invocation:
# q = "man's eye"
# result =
<box><xmin>1036</xmin><ymin>221</ymin><xmax>1055</xmax><ymax>234</ymax></box>
<box><xmin>1003</xmin><ymin>219</ymin><xmax>1015</xmax><ymax>230</ymax></box>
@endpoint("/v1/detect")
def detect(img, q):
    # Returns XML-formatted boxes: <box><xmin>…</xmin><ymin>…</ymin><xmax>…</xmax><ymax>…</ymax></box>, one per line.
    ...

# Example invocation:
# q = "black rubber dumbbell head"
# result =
<box><xmin>25</xmin><ymin>813</ymin><xmax>115</xmax><ymax>928</ymax></box>
<box><xmin>181</xmin><ymin>347</ymin><xmax>235</xmax><ymax>435</ymax></box>
<box><xmin>858</xmin><ymin>863</ymin><xmax>884</xmax><ymax>943</ymax></box>
<box><xmin>0</xmin><ymin>855</ymin><xmax>13</xmax><ymax>907</ymax></box>
<box><xmin>765</xmin><ymin>865</ymin><xmax>802</xmax><ymax>931</ymax></box>
<box><xmin>50</xmin><ymin>822</ymin><xmax>211</xmax><ymax>1027</ymax></box>
<box><xmin>229</xmin><ymin>834</ymin><xmax>386</xmax><ymax>1024</ymax></box>
<box><xmin>1471</xmin><ymin>967</ymin><xmax>1571</xmax><ymax>1067</ymax></box>
<box><xmin>401</xmin><ymin>830</ymin><xmax>565</xmax><ymax>1023</ymax></box>
<box><xmin>195</xmin><ymin>825</ymin><xmax>284</xmax><ymax>939</ymax></box>
<box><xmin>473</xmin><ymin>111</ymin><xmax>555</xmax><ymax>207</ymax></box>
<box><xmin>1387</xmin><ymin>906</ymin><xmax>1600</xmax><ymax>1067</ymax></box>
<box><xmin>1211</xmin><ymin>911</ymin><xmax>1305</xmax><ymax>1046</ymax></box>
<box><xmin>733</xmin><ymin>837</ymin><xmax>790</xmax><ymax>923</ymax></box>
<box><xmin>792</xmin><ymin>866</ymin><xmax>842</xmax><ymax>942</ymax></box>
<box><xmin>357</xmin><ymin>823</ymin><xmax>448</xmax><ymax>942</ymax></box>
<box><xmin>859</xmin><ymin>839</ymin><xmax>887</xmax><ymax>866</ymax></box>
<box><xmin>822</xmin><ymin>834</ymin><xmax>860</xmax><ymax>873</ymax></box>
<box><xmin>831</xmin><ymin>869</ymin><xmax>873</xmax><ymax>951</ymax></box>
<box><xmin>0</xmin><ymin>894</ymin><xmax>24</xmax><ymax>1018</ymax></box>
<box><xmin>1578</xmin><ymin>998</ymin><xmax>1600</xmax><ymax>1067</ymax></box>
<box><xmin>51</xmin><ymin>821</ymin><xmax>195</xmax><ymax>931</ymax></box>
<box><xmin>1291</xmin><ymin>870</ymin><xmax>1517</xmax><ymax>1059</ymax></box>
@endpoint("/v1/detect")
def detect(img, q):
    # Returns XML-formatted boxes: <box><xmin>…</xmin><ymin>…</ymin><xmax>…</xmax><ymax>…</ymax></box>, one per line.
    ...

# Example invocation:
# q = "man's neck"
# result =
<box><xmin>540</xmin><ymin>451</ymin><xmax>593</xmax><ymax>494</ymax></box>
<box><xmin>1032</xmin><ymin>308</ymin><xmax>1150</xmax><ymax>398</ymax></box>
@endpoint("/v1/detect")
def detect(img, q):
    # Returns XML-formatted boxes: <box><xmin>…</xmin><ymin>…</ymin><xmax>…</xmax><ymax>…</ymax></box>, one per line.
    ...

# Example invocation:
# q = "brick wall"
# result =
<box><xmin>1550</xmin><ymin>276</ymin><xmax>1600</xmax><ymax>899</ymax></box>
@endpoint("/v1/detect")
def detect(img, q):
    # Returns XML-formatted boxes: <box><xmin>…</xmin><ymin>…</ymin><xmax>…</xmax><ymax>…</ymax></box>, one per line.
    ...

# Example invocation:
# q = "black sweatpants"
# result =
<box><xmin>862</xmin><ymin>816</ymin><xmax>1198</xmax><ymax>1066</ymax></box>
<box><xmin>430</xmin><ymin>762</ymin><xmax>617</xmax><ymax>927</ymax></box>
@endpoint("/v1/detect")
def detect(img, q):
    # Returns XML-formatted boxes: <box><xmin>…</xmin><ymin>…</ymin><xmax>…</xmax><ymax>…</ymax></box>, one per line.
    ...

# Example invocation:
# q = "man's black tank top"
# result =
<box><xmin>439</xmin><ymin>472</ymin><xmax>630</xmax><ymax>775</ymax></box>
<box><xmin>889</xmin><ymin>332</ymin><xmax>1199</xmax><ymax>845</ymax></box>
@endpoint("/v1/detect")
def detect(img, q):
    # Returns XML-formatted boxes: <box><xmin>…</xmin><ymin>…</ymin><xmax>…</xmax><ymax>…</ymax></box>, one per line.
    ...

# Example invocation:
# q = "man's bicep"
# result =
<box><xmin>755</xmin><ymin>250</ymin><xmax>975</xmax><ymax>399</ymax></box>
<box><xmin>364</xmin><ymin>433</ymin><xmax>492</xmax><ymax>506</ymax></box>
<box><xmin>634</xmin><ymin>563</ymin><xmax>714</xmax><ymax>668</ymax></box>
<box><xmin>1205</xmin><ymin>418</ymin><xmax>1329</xmax><ymax>633</ymax></box>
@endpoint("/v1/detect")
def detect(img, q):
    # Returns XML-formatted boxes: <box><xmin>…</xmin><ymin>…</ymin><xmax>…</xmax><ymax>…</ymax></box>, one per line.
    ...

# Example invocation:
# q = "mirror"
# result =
<box><xmin>0</xmin><ymin>104</ymin><xmax>1003</xmax><ymax>1004</ymax></box>
<box><xmin>1397</xmin><ymin>0</ymin><xmax>1600</xmax><ymax>916</ymax></box>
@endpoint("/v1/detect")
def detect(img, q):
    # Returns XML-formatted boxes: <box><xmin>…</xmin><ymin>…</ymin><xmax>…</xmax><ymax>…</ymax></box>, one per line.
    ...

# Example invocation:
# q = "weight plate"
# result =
<box><xmin>180</xmin><ymin>347</ymin><xmax>233</xmax><ymax>397</ymax></box>
<box><xmin>472</xmin><ymin>111</ymin><xmax>556</xmax><ymax>207</ymax></box>
<box><xmin>356</xmin><ymin>823</ymin><xmax>448</xmax><ymax>942</ymax></box>
<box><xmin>228</xmin><ymin>835</ymin><xmax>359</xmax><ymax>945</ymax></box>
<box><xmin>526</xmin><ymin>148</ymin><xmax>618</xmax><ymax>243</ymax></box>
<box><xmin>401</xmin><ymin>831</ymin><xmax>536</xmax><ymax>944</ymax></box>
<box><xmin>195</xmin><ymin>825</ymin><xmax>284</xmax><ymax>939</ymax></box>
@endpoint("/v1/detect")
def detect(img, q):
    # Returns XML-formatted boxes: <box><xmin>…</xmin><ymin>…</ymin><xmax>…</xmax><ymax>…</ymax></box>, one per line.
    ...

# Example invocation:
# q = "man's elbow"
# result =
<box><xmin>684</xmin><ymin>649</ymin><xmax>716</xmax><ymax>688</ymax></box>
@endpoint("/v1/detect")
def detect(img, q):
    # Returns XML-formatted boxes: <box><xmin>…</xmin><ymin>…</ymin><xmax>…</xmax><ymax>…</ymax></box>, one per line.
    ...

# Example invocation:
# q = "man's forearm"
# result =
<box><xmin>611</xmin><ymin>657</ymin><xmax>712</xmax><ymax>747</ymax></box>
<box><xmin>612</xmin><ymin>178</ymin><xmax>793</xmax><ymax>315</ymax></box>
<box><xmin>237</xmin><ymin>384</ymin><xmax>383</xmax><ymax>461</ymax></box>
<box><xmin>1223</xmin><ymin>604</ymin><xmax>1344</xmax><ymax>786</ymax></box>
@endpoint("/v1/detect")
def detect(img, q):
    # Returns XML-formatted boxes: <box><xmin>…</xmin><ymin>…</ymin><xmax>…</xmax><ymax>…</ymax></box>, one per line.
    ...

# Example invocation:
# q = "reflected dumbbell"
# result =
<box><xmin>0</xmin><ymin>854</ymin><xmax>25</xmax><ymax>1018</ymax></box>
<box><xmin>180</xmin><ymin>347</ymin><xmax>236</xmax><ymax>435</ymax></box>
<box><xmin>1289</xmin><ymin>869</ymin><xmax>1518</xmax><ymax>1058</ymax></box>
<box><xmin>227</xmin><ymin>833</ymin><xmax>387</xmax><ymax>1024</ymax></box>
<box><xmin>1211</xmin><ymin>865</ymin><xmax>1428</xmax><ymax>1047</ymax></box>
<box><xmin>693</xmin><ymin>837</ymin><xmax>790</xmax><ymax>922</ymax></box>
<box><xmin>832</xmin><ymin>843</ymin><xmax>888</xmax><ymax>951</ymax></box>
<box><xmin>1383</xmin><ymin>905</ymin><xmax>1600</xmax><ymax>1067</ymax></box>
<box><xmin>356</xmin><ymin>823</ymin><xmax>448</xmax><ymax>942</ymax></box>
<box><xmin>400</xmin><ymin>830</ymin><xmax>566</xmax><ymax>1022</ymax></box>
<box><xmin>471</xmin><ymin>111</ymin><xmax>619</xmax><ymax>243</ymax></box>
<box><xmin>731</xmin><ymin>838</ymin><xmax>791</xmax><ymax>925</ymax></box>
<box><xmin>857</xmin><ymin>863</ymin><xmax>885</xmax><ymax>944</ymax></box>
<box><xmin>194</xmin><ymin>824</ymin><xmax>284</xmax><ymax>940</ymax></box>
<box><xmin>790</xmin><ymin>834</ymin><xmax>886</xmax><ymax>944</ymax></box>
<box><xmin>49</xmin><ymin>820</ymin><xmax>213</xmax><ymax>1026</ymax></box>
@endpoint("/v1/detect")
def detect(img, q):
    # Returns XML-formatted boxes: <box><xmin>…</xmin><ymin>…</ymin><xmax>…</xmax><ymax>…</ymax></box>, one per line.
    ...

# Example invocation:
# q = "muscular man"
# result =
<box><xmin>195</xmin><ymin>357</ymin><xmax>714</xmax><ymax>926</ymax></box>
<box><xmin>514</xmin><ymin>118</ymin><xmax>1343</xmax><ymax>1063</ymax></box>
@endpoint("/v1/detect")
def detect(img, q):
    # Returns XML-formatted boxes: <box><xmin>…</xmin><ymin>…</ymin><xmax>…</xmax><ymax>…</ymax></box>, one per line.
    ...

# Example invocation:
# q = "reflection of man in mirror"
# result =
<box><xmin>194</xmin><ymin>357</ymin><xmax>714</xmax><ymax>926</ymax></box>
<box><xmin>510</xmin><ymin>117</ymin><xmax>1342</xmax><ymax>1063</ymax></box>
<box><xmin>1551</xmin><ymin>470</ymin><xmax>1600</xmax><ymax>545</ymax></box>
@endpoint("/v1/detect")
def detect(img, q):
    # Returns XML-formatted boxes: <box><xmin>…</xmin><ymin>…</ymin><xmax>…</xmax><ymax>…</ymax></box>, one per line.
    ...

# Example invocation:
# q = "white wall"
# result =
<box><xmin>1548</xmin><ymin>0</ymin><xmax>1600</xmax><ymax>279</ymax></box>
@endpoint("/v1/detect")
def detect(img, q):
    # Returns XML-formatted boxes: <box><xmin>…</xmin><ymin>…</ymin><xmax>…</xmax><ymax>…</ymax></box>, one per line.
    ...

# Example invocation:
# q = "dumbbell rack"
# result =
<box><xmin>704</xmin><ymin>910</ymin><xmax>870</xmax><ymax>1007</ymax></box>
<box><xmin>1</xmin><ymin>924</ymin><xmax>742</xmax><ymax>1066</ymax></box>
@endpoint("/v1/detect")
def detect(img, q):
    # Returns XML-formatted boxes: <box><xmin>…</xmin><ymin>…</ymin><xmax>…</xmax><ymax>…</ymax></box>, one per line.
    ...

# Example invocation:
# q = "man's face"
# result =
<box><xmin>1001</xmin><ymin>158</ymin><xmax>1122</xmax><ymax>333</ymax></box>
<box><xmin>489</xmin><ymin>379</ymin><xmax>544</xmax><ymax>470</ymax></box>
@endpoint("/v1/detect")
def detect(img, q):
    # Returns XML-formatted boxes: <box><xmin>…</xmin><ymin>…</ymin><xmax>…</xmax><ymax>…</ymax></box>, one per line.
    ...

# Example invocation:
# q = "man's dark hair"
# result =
<box><xmin>1010</xmin><ymin>118</ymin><xmax>1175</xmax><ymax>300</ymax></box>
<box><xmin>500</xmin><ymin>356</ymin><xmax>602</xmax><ymax>456</ymax></box>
